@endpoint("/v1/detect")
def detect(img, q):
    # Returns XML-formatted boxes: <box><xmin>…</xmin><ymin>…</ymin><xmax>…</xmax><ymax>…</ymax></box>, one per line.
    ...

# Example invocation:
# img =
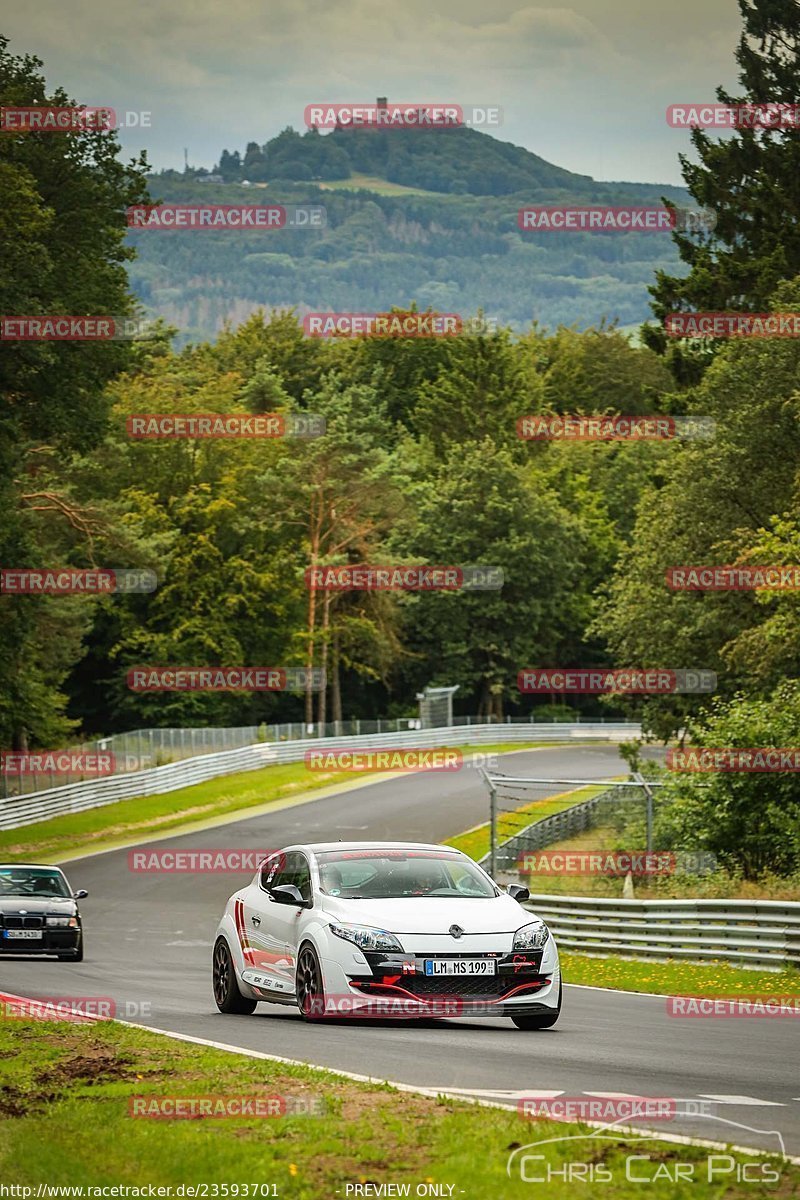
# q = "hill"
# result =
<box><xmin>130</xmin><ymin>125</ymin><xmax>692</xmax><ymax>343</ymax></box>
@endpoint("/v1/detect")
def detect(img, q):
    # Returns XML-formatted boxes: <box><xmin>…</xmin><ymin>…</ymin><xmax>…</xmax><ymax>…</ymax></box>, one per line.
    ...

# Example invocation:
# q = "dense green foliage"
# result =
<box><xmin>136</xmin><ymin>138</ymin><xmax>691</xmax><ymax>341</ymax></box>
<box><xmin>3</xmin><ymin>2</ymin><xmax>800</xmax><ymax>880</ymax></box>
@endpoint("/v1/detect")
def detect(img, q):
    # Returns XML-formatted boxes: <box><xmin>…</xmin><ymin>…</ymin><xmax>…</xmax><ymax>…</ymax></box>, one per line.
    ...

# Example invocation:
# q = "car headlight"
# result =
<box><xmin>46</xmin><ymin>916</ymin><xmax>77</xmax><ymax>928</ymax></box>
<box><xmin>329</xmin><ymin>922</ymin><xmax>403</xmax><ymax>952</ymax></box>
<box><xmin>513</xmin><ymin>920</ymin><xmax>549</xmax><ymax>950</ymax></box>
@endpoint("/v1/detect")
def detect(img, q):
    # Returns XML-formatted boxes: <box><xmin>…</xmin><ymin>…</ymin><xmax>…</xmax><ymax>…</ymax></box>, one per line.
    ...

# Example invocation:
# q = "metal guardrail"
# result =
<box><xmin>524</xmin><ymin>894</ymin><xmax>800</xmax><ymax>971</ymax></box>
<box><xmin>2</xmin><ymin>714</ymin><xmax>637</xmax><ymax>796</ymax></box>
<box><xmin>0</xmin><ymin>722</ymin><xmax>640</xmax><ymax>831</ymax></box>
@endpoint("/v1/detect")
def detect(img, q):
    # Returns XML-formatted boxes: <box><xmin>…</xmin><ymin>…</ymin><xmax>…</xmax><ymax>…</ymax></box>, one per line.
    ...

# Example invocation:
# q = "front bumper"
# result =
<box><xmin>0</xmin><ymin>928</ymin><xmax>81</xmax><ymax>955</ymax></box>
<box><xmin>322</xmin><ymin>949</ymin><xmax>559</xmax><ymax>1017</ymax></box>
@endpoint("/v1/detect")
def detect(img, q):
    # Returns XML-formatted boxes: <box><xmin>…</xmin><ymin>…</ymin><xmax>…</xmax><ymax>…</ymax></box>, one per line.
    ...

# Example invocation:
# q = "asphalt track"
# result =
<box><xmin>2</xmin><ymin>745</ymin><xmax>798</xmax><ymax>1158</ymax></box>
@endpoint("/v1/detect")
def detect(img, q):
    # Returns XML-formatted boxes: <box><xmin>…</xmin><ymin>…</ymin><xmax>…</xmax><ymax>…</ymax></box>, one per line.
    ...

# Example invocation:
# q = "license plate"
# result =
<box><xmin>423</xmin><ymin>958</ymin><xmax>496</xmax><ymax>976</ymax></box>
<box><xmin>3</xmin><ymin>929</ymin><xmax>42</xmax><ymax>940</ymax></box>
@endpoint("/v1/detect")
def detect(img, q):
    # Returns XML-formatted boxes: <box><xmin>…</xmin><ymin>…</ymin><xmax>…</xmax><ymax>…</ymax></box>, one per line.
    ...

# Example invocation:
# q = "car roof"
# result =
<box><xmin>285</xmin><ymin>841</ymin><xmax>465</xmax><ymax>855</ymax></box>
<box><xmin>0</xmin><ymin>863</ymin><xmax>66</xmax><ymax>871</ymax></box>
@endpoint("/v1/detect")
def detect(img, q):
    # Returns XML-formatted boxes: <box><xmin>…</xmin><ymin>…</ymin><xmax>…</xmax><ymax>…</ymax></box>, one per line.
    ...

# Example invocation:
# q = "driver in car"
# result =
<box><xmin>408</xmin><ymin>859</ymin><xmax>447</xmax><ymax>895</ymax></box>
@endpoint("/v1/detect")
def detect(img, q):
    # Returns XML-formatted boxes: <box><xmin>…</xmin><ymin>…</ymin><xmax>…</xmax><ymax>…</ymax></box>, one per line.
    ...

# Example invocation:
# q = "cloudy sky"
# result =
<box><xmin>4</xmin><ymin>0</ymin><xmax>743</xmax><ymax>184</ymax></box>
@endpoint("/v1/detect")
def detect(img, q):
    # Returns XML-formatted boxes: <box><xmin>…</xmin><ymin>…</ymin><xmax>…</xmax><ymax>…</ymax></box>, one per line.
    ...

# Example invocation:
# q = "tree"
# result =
<box><xmin>390</xmin><ymin>439</ymin><xmax>595</xmax><ymax>719</ymax></box>
<box><xmin>654</xmin><ymin>683</ymin><xmax>800</xmax><ymax>878</ymax></box>
<box><xmin>646</xmin><ymin>0</ymin><xmax>800</xmax><ymax>362</ymax></box>
<box><xmin>0</xmin><ymin>38</ymin><xmax>150</xmax><ymax>748</ymax></box>
<box><xmin>598</xmin><ymin>278</ymin><xmax>800</xmax><ymax>737</ymax></box>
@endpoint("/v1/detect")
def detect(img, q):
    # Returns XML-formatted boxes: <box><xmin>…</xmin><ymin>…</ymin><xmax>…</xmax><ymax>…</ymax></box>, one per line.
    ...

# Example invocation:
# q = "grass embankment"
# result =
<box><xmin>0</xmin><ymin>1016</ymin><xmax>794</xmax><ymax>1197</ymax></box>
<box><xmin>561</xmin><ymin>952</ymin><xmax>800</xmax><ymax>997</ymax></box>
<box><xmin>515</xmin><ymin>822</ymin><xmax>800</xmax><ymax>902</ymax></box>
<box><xmin>0</xmin><ymin>741</ymin><xmax>560</xmax><ymax>865</ymax></box>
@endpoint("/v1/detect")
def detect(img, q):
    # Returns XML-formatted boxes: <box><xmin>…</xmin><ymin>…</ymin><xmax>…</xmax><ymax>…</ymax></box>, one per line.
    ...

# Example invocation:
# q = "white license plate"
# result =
<box><xmin>4</xmin><ymin>929</ymin><xmax>42</xmax><ymax>940</ymax></box>
<box><xmin>424</xmin><ymin>958</ymin><xmax>496</xmax><ymax>976</ymax></box>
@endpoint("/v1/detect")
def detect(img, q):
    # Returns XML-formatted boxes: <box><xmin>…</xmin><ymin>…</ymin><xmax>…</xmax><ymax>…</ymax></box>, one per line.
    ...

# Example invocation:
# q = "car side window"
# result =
<box><xmin>277</xmin><ymin>852</ymin><xmax>312</xmax><ymax>903</ymax></box>
<box><xmin>260</xmin><ymin>853</ymin><xmax>284</xmax><ymax>893</ymax></box>
<box><xmin>293</xmin><ymin>854</ymin><xmax>312</xmax><ymax>903</ymax></box>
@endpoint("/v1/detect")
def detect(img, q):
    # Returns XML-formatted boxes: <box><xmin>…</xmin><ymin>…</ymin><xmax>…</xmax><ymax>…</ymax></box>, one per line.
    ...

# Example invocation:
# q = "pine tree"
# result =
<box><xmin>645</xmin><ymin>0</ymin><xmax>800</xmax><ymax>369</ymax></box>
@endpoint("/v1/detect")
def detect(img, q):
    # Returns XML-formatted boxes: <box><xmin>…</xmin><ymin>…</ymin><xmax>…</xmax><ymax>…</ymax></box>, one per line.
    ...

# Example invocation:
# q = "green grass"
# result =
<box><xmin>0</xmin><ymin>741</ymin><xmax>564</xmax><ymax>865</ymax></box>
<box><xmin>0</xmin><ymin>1016</ymin><xmax>793</xmax><ymax>1196</ymax></box>
<box><xmin>562</xmin><ymin>951</ymin><xmax>800</xmax><ymax>997</ymax></box>
<box><xmin>316</xmin><ymin>173</ymin><xmax>442</xmax><ymax>196</ymax></box>
<box><xmin>444</xmin><ymin>783</ymin><xmax>609</xmax><ymax>862</ymax></box>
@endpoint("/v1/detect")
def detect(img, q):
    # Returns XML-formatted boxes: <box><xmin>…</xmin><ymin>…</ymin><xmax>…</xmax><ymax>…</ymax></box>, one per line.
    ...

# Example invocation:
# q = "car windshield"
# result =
<box><xmin>0</xmin><ymin>867</ymin><xmax>70</xmax><ymax>899</ymax></box>
<box><xmin>315</xmin><ymin>850</ymin><xmax>497</xmax><ymax>899</ymax></box>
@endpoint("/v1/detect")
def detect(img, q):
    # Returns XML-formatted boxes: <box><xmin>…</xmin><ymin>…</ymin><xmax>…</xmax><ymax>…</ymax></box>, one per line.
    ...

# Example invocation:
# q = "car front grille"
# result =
<box><xmin>3</xmin><ymin>915</ymin><xmax>44</xmax><ymax>929</ymax></box>
<box><xmin>394</xmin><ymin>974</ymin><xmax>511</xmax><ymax>998</ymax></box>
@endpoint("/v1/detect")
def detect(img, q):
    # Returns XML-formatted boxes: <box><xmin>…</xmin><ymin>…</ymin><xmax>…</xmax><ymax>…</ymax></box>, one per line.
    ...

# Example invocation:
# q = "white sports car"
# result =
<box><xmin>212</xmin><ymin>841</ymin><xmax>561</xmax><ymax>1029</ymax></box>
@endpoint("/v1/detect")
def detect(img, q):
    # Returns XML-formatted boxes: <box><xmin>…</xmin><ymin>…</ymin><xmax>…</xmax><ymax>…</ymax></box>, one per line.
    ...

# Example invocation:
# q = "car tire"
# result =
<box><xmin>511</xmin><ymin>981</ymin><xmax>562</xmax><ymax>1030</ymax></box>
<box><xmin>57</xmin><ymin>941</ymin><xmax>83</xmax><ymax>962</ymax></box>
<box><xmin>296</xmin><ymin>943</ymin><xmax>328</xmax><ymax>1022</ymax></box>
<box><xmin>213</xmin><ymin>937</ymin><xmax>256</xmax><ymax>1014</ymax></box>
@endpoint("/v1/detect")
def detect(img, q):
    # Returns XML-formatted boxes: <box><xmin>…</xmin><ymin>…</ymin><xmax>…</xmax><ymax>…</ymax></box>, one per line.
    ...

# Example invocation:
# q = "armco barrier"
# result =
<box><xmin>0</xmin><ymin>722</ymin><xmax>639</xmax><ymax>831</ymax></box>
<box><xmin>524</xmin><ymin>894</ymin><xmax>800</xmax><ymax>971</ymax></box>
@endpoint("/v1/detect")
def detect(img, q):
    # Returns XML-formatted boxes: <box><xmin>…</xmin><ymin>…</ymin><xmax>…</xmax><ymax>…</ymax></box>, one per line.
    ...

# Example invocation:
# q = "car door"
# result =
<box><xmin>265</xmin><ymin>851</ymin><xmax>312</xmax><ymax>978</ymax></box>
<box><xmin>237</xmin><ymin>852</ymin><xmax>295</xmax><ymax>997</ymax></box>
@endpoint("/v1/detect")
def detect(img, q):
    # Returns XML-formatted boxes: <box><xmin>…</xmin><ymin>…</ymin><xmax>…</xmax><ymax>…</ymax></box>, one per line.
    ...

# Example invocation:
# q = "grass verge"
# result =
<box><xmin>562</xmin><ymin>951</ymin><xmax>800</xmax><ymax>997</ymax></box>
<box><xmin>0</xmin><ymin>741</ymin><xmax>563</xmax><ymax>865</ymax></box>
<box><xmin>0</xmin><ymin>1015</ymin><xmax>794</xmax><ymax>1196</ymax></box>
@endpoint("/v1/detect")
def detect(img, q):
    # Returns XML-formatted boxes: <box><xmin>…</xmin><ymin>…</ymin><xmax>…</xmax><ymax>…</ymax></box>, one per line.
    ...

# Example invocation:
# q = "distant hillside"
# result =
<box><xmin>130</xmin><ymin>126</ymin><xmax>692</xmax><ymax>344</ymax></box>
<box><xmin>208</xmin><ymin>124</ymin><xmax>688</xmax><ymax>203</ymax></box>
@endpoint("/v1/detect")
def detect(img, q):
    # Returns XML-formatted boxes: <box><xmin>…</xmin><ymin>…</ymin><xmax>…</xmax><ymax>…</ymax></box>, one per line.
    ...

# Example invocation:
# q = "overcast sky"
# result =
<box><xmin>4</xmin><ymin>0</ymin><xmax>743</xmax><ymax>184</ymax></box>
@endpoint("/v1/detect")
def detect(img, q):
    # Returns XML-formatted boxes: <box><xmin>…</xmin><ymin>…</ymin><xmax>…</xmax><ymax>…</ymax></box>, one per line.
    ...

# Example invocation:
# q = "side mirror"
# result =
<box><xmin>269</xmin><ymin>884</ymin><xmax>307</xmax><ymax>907</ymax></box>
<box><xmin>73</xmin><ymin>889</ymin><xmax>88</xmax><ymax>900</ymax></box>
<box><xmin>507</xmin><ymin>884</ymin><xmax>530</xmax><ymax>902</ymax></box>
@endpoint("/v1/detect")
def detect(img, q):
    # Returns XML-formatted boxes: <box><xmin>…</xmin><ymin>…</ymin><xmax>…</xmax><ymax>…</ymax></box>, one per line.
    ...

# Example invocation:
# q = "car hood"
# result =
<box><xmin>0</xmin><ymin>897</ymin><xmax>76</xmax><ymax>916</ymax></box>
<box><xmin>318</xmin><ymin>894</ymin><xmax>535</xmax><ymax>935</ymax></box>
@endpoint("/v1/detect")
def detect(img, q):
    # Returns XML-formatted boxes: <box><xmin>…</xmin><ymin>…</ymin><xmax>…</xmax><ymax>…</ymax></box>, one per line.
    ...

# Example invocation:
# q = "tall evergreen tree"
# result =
<box><xmin>646</xmin><ymin>0</ymin><xmax>800</xmax><ymax>372</ymax></box>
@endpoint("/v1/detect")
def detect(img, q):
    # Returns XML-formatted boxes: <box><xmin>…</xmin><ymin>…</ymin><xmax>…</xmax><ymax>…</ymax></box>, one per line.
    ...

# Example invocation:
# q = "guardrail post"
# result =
<box><xmin>489</xmin><ymin>784</ymin><xmax>498</xmax><ymax>879</ymax></box>
<box><xmin>634</xmin><ymin>771</ymin><xmax>655</xmax><ymax>854</ymax></box>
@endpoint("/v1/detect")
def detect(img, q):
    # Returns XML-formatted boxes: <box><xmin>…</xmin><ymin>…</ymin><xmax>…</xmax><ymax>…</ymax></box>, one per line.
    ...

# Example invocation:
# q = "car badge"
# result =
<box><xmin>449</xmin><ymin>924</ymin><xmax>464</xmax><ymax>939</ymax></box>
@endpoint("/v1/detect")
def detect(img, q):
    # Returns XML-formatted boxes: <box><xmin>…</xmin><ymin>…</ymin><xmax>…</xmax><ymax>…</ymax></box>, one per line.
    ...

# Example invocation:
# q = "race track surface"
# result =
<box><xmin>2</xmin><ymin>746</ymin><xmax>797</xmax><ymax>1157</ymax></box>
